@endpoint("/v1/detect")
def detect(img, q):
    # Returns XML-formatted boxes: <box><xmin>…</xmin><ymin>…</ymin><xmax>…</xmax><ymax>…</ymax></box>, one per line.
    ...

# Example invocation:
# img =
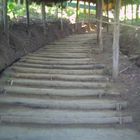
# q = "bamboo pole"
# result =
<box><xmin>112</xmin><ymin>0</ymin><xmax>121</xmax><ymax>79</ymax></box>
<box><xmin>41</xmin><ymin>1</ymin><xmax>46</xmax><ymax>35</ymax></box>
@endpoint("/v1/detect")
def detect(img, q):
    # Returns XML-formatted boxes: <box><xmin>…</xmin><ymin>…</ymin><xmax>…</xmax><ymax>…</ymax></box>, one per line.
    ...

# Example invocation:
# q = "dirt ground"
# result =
<box><xmin>0</xmin><ymin>20</ymin><xmax>73</xmax><ymax>73</ymax></box>
<box><xmin>84</xmin><ymin>27</ymin><xmax>140</xmax><ymax>132</ymax></box>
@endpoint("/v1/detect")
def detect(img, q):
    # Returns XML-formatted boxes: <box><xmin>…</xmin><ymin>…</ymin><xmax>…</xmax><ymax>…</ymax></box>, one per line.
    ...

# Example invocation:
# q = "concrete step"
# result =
<box><xmin>14</xmin><ymin>62</ymin><xmax>105</xmax><ymax>70</ymax></box>
<box><xmin>3</xmin><ymin>86</ymin><xmax>119</xmax><ymax>97</ymax></box>
<box><xmin>9</xmin><ymin>67</ymin><xmax>104</xmax><ymax>75</ymax></box>
<box><xmin>0</xmin><ymin>96</ymin><xmax>127</xmax><ymax>110</ymax></box>
<box><xmin>1</xmin><ymin>78</ymin><xmax>109</xmax><ymax>89</ymax></box>
<box><xmin>3</xmin><ymin>72</ymin><xmax>108</xmax><ymax>81</ymax></box>
<box><xmin>0</xmin><ymin>109</ymin><xmax>132</xmax><ymax>125</ymax></box>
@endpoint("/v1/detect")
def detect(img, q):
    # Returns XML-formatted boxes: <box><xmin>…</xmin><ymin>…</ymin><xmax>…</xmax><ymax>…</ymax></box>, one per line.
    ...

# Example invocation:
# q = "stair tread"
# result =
<box><xmin>0</xmin><ymin>96</ymin><xmax>127</xmax><ymax>110</ymax></box>
<box><xmin>0</xmin><ymin>109</ymin><xmax>132</xmax><ymax>124</ymax></box>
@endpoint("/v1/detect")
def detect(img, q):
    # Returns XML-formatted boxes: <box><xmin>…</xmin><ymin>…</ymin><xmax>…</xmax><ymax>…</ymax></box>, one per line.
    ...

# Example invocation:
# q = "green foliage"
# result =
<box><xmin>8</xmin><ymin>2</ymin><xmax>26</xmax><ymax>18</ymax></box>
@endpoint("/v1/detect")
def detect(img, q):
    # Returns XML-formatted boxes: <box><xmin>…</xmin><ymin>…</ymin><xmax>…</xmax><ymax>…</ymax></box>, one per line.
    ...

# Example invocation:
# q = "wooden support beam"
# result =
<box><xmin>25</xmin><ymin>0</ymin><xmax>30</xmax><ymax>31</ymax></box>
<box><xmin>75</xmin><ymin>0</ymin><xmax>79</xmax><ymax>31</ymax></box>
<box><xmin>97</xmin><ymin>0</ymin><xmax>103</xmax><ymax>50</ymax></box>
<box><xmin>41</xmin><ymin>1</ymin><xmax>46</xmax><ymax>35</ymax></box>
<box><xmin>112</xmin><ymin>0</ymin><xmax>121</xmax><ymax>79</ymax></box>
<box><xmin>84</xmin><ymin>1</ymin><xmax>86</xmax><ymax>22</ymax></box>
<box><xmin>60</xmin><ymin>2</ymin><xmax>63</xmax><ymax>31</ymax></box>
<box><xmin>3</xmin><ymin>0</ymin><xmax>8</xmax><ymax>34</ymax></box>
<box><xmin>0</xmin><ymin>1</ymin><xmax>3</xmax><ymax>29</ymax></box>
<box><xmin>88</xmin><ymin>1</ymin><xmax>91</xmax><ymax>29</ymax></box>
<box><xmin>106</xmin><ymin>0</ymin><xmax>109</xmax><ymax>32</ymax></box>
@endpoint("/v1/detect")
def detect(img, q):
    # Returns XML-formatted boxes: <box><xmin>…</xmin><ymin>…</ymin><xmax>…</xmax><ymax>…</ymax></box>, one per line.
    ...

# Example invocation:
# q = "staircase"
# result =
<box><xmin>0</xmin><ymin>34</ymin><xmax>134</xmax><ymax>139</ymax></box>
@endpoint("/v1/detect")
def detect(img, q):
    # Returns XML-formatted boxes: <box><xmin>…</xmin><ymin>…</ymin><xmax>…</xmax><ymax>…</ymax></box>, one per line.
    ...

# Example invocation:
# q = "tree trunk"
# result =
<box><xmin>97</xmin><ymin>0</ymin><xmax>103</xmax><ymax>51</ymax></box>
<box><xmin>18</xmin><ymin>0</ymin><xmax>21</xmax><ymax>6</ymax></box>
<box><xmin>41</xmin><ymin>1</ymin><xmax>46</xmax><ymax>35</ymax></box>
<box><xmin>26</xmin><ymin>0</ymin><xmax>30</xmax><ymax>32</ymax></box>
<box><xmin>112</xmin><ymin>0</ymin><xmax>121</xmax><ymax>79</ymax></box>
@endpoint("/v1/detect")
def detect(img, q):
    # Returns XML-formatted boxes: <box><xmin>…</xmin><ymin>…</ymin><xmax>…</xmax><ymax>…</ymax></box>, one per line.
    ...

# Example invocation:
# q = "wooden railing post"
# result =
<box><xmin>41</xmin><ymin>1</ymin><xmax>46</xmax><ymax>35</ymax></box>
<box><xmin>112</xmin><ymin>0</ymin><xmax>121</xmax><ymax>79</ymax></box>
<box><xmin>97</xmin><ymin>0</ymin><xmax>103</xmax><ymax>51</ymax></box>
<box><xmin>26</xmin><ymin>0</ymin><xmax>30</xmax><ymax>32</ymax></box>
<box><xmin>3</xmin><ymin>0</ymin><xmax>8</xmax><ymax>34</ymax></box>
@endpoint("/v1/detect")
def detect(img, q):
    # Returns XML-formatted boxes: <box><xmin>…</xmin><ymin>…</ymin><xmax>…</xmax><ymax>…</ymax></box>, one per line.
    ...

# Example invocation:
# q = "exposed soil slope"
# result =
<box><xmin>0</xmin><ymin>20</ymin><xmax>73</xmax><ymax>73</ymax></box>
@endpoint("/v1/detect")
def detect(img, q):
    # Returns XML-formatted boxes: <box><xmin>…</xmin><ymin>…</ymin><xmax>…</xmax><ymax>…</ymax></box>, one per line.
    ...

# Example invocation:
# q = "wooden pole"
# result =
<box><xmin>41</xmin><ymin>1</ymin><xmax>46</xmax><ymax>35</ymax></box>
<box><xmin>124</xmin><ymin>0</ymin><xmax>127</xmax><ymax>22</ymax></box>
<box><xmin>112</xmin><ymin>0</ymin><xmax>121</xmax><ymax>79</ymax></box>
<box><xmin>25</xmin><ymin>0</ymin><xmax>30</xmax><ymax>31</ymax></box>
<box><xmin>60</xmin><ymin>2</ymin><xmax>63</xmax><ymax>31</ymax></box>
<box><xmin>76</xmin><ymin>0</ymin><xmax>79</xmax><ymax>31</ymax></box>
<box><xmin>88</xmin><ymin>1</ymin><xmax>91</xmax><ymax>29</ymax></box>
<box><xmin>97</xmin><ymin>0</ymin><xmax>103</xmax><ymax>50</ymax></box>
<box><xmin>3</xmin><ymin>0</ymin><xmax>8</xmax><ymax>34</ymax></box>
<box><xmin>131</xmin><ymin>0</ymin><xmax>134</xmax><ymax>24</ymax></box>
<box><xmin>84</xmin><ymin>1</ymin><xmax>86</xmax><ymax>23</ymax></box>
<box><xmin>136</xmin><ymin>2</ymin><xmax>140</xmax><ymax>21</ymax></box>
<box><xmin>106</xmin><ymin>0</ymin><xmax>109</xmax><ymax>32</ymax></box>
<box><xmin>0</xmin><ymin>0</ymin><xmax>3</xmax><ymax>29</ymax></box>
